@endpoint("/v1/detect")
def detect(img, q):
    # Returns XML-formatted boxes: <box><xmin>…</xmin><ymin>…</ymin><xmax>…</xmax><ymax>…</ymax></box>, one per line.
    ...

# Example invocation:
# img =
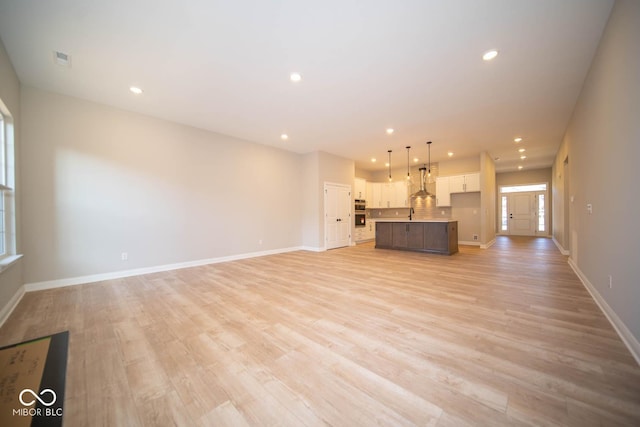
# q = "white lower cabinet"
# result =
<box><xmin>355</xmin><ymin>220</ymin><xmax>375</xmax><ymax>242</ymax></box>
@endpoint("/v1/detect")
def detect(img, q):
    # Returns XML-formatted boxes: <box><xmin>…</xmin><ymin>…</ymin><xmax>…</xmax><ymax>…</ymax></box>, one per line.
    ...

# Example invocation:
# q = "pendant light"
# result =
<box><xmin>406</xmin><ymin>146</ymin><xmax>411</xmax><ymax>180</ymax></box>
<box><xmin>387</xmin><ymin>150</ymin><xmax>392</xmax><ymax>182</ymax></box>
<box><xmin>410</xmin><ymin>140</ymin><xmax>434</xmax><ymax>198</ymax></box>
<box><xmin>426</xmin><ymin>141</ymin><xmax>433</xmax><ymax>183</ymax></box>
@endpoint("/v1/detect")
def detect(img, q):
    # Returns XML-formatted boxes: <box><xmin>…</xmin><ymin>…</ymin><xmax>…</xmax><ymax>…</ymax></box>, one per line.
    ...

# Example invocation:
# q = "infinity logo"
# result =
<box><xmin>19</xmin><ymin>388</ymin><xmax>57</xmax><ymax>407</ymax></box>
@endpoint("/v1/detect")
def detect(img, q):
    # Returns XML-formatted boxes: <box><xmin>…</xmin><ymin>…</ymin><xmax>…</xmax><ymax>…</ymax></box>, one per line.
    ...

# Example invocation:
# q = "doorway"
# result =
<box><xmin>324</xmin><ymin>183</ymin><xmax>351</xmax><ymax>249</ymax></box>
<box><xmin>500</xmin><ymin>184</ymin><xmax>548</xmax><ymax>236</ymax></box>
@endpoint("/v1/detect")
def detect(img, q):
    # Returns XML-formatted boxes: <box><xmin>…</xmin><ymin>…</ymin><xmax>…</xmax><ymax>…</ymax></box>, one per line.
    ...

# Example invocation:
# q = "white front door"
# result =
<box><xmin>508</xmin><ymin>193</ymin><xmax>536</xmax><ymax>235</ymax></box>
<box><xmin>325</xmin><ymin>183</ymin><xmax>351</xmax><ymax>249</ymax></box>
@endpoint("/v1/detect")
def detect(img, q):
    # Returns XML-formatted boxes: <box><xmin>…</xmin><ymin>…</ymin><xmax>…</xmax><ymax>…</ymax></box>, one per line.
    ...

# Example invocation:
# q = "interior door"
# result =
<box><xmin>507</xmin><ymin>192</ymin><xmax>536</xmax><ymax>236</ymax></box>
<box><xmin>325</xmin><ymin>183</ymin><xmax>351</xmax><ymax>249</ymax></box>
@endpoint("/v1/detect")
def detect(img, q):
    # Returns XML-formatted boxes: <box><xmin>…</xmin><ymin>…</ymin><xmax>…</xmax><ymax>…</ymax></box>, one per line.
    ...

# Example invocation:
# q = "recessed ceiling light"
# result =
<box><xmin>518</xmin><ymin>165</ymin><xmax>523</xmax><ymax>170</ymax></box>
<box><xmin>290</xmin><ymin>72</ymin><xmax>302</xmax><ymax>82</ymax></box>
<box><xmin>129</xmin><ymin>86</ymin><xmax>143</xmax><ymax>95</ymax></box>
<box><xmin>514</xmin><ymin>137</ymin><xmax>523</xmax><ymax>143</ymax></box>
<box><xmin>518</xmin><ymin>148</ymin><xmax>526</xmax><ymax>153</ymax></box>
<box><xmin>386</xmin><ymin>128</ymin><xmax>394</xmax><ymax>135</ymax></box>
<box><xmin>371</xmin><ymin>158</ymin><xmax>376</xmax><ymax>163</ymax></box>
<box><xmin>483</xmin><ymin>50</ymin><xmax>498</xmax><ymax>61</ymax></box>
<box><xmin>447</xmin><ymin>152</ymin><xmax>454</xmax><ymax>157</ymax></box>
<box><xmin>385</xmin><ymin>162</ymin><xmax>390</xmax><ymax>167</ymax></box>
<box><xmin>413</xmin><ymin>157</ymin><xmax>419</xmax><ymax>162</ymax></box>
<box><xmin>520</xmin><ymin>155</ymin><xmax>527</xmax><ymax>160</ymax></box>
<box><xmin>494</xmin><ymin>157</ymin><xmax>501</xmax><ymax>161</ymax></box>
<box><xmin>280</xmin><ymin>134</ymin><xmax>289</xmax><ymax>140</ymax></box>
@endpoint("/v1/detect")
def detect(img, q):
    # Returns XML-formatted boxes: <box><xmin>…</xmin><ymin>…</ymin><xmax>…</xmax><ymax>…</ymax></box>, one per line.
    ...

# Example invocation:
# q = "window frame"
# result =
<box><xmin>0</xmin><ymin>105</ymin><xmax>17</xmax><ymax>263</ymax></box>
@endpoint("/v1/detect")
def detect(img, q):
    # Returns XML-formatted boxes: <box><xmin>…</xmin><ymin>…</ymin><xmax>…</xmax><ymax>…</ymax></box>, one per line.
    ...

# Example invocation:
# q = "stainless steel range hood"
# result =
<box><xmin>411</xmin><ymin>166</ymin><xmax>432</xmax><ymax>198</ymax></box>
<box><xmin>411</xmin><ymin>140</ymin><xmax>434</xmax><ymax>198</ymax></box>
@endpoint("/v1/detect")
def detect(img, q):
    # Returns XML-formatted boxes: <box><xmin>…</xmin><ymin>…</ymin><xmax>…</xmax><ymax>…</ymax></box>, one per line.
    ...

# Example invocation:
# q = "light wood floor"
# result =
<box><xmin>1</xmin><ymin>237</ymin><xmax>639</xmax><ymax>426</ymax></box>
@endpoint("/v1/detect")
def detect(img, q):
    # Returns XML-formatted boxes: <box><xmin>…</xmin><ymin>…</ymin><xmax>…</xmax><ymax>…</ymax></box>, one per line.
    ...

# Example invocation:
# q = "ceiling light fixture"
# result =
<box><xmin>406</xmin><ymin>146</ymin><xmax>412</xmax><ymax>180</ymax></box>
<box><xmin>371</xmin><ymin>158</ymin><xmax>377</xmax><ymax>163</ymax></box>
<box><xmin>514</xmin><ymin>137</ymin><xmax>523</xmax><ymax>143</ymax></box>
<box><xmin>386</xmin><ymin>128</ymin><xmax>394</xmax><ymax>135</ymax></box>
<box><xmin>290</xmin><ymin>72</ymin><xmax>302</xmax><ymax>82</ymax></box>
<box><xmin>520</xmin><ymin>155</ymin><xmax>527</xmax><ymax>160</ymax></box>
<box><xmin>281</xmin><ymin>134</ymin><xmax>289</xmax><ymax>140</ymax></box>
<box><xmin>447</xmin><ymin>151</ymin><xmax>454</xmax><ymax>157</ymax></box>
<box><xmin>129</xmin><ymin>86</ymin><xmax>143</xmax><ymax>95</ymax></box>
<box><xmin>413</xmin><ymin>157</ymin><xmax>419</xmax><ymax>163</ymax></box>
<box><xmin>387</xmin><ymin>150</ymin><xmax>393</xmax><ymax>182</ymax></box>
<box><xmin>518</xmin><ymin>148</ymin><xmax>525</xmax><ymax>153</ymax></box>
<box><xmin>483</xmin><ymin>50</ymin><xmax>498</xmax><ymax>61</ymax></box>
<box><xmin>518</xmin><ymin>165</ymin><xmax>524</xmax><ymax>170</ymax></box>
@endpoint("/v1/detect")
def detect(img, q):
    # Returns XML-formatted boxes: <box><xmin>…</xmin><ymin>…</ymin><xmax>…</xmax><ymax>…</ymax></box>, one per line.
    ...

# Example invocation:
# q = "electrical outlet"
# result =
<box><xmin>259</xmin><ymin>239</ymin><xmax>263</xmax><ymax>245</ymax></box>
<box><xmin>609</xmin><ymin>275</ymin><xmax>613</xmax><ymax>289</ymax></box>
<box><xmin>473</xmin><ymin>234</ymin><xmax>478</xmax><ymax>241</ymax></box>
<box><xmin>587</xmin><ymin>203</ymin><xmax>593</xmax><ymax>214</ymax></box>
<box><xmin>121</xmin><ymin>252</ymin><xmax>128</xmax><ymax>261</ymax></box>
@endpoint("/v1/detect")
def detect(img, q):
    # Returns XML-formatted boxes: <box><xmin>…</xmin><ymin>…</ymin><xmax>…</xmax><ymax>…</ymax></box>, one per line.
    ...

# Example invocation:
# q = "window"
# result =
<box><xmin>0</xmin><ymin>106</ymin><xmax>16</xmax><ymax>260</ymax></box>
<box><xmin>538</xmin><ymin>194</ymin><xmax>545</xmax><ymax>232</ymax></box>
<box><xmin>501</xmin><ymin>196</ymin><xmax>508</xmax><ymax>231</ymax></box>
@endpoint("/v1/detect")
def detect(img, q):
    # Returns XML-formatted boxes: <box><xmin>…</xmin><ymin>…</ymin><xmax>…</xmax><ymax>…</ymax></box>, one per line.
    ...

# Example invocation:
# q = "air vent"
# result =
<box><xmin>53</xmin><ymin>51</ymin><xmax>71</xmax><ymax>67</ymax></box>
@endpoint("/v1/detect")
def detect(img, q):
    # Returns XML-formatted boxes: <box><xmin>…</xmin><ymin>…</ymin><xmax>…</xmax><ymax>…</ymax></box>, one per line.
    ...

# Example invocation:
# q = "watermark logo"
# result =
<box><xmin>18</xmin><ymin>388</ymin><xmax>57</xmax><ymax>407</ymax></box>
<box><xmin>12</xmin><ymin>388</ymin><xmax>62</xmax><ymax>418</ymax></box>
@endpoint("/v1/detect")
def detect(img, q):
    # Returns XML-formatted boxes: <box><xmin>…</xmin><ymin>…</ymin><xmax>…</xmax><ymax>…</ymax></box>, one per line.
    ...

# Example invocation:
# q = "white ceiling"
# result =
<box><xmin>0</xmin><ymin>0</ymin><xmax>613</xmax><ymax>172</ymax></box>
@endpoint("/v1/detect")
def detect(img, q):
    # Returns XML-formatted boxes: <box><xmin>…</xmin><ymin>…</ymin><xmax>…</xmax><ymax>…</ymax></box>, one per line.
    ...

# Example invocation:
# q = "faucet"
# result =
<box><xmin>409</xmin><ymin>207</ymin><xmax>415</xmax><ymax>220</ymax></box>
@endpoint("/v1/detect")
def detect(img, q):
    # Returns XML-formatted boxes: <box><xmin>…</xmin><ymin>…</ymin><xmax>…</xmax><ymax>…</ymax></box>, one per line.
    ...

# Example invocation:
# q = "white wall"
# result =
<box><xmin>21</xmin><ymin>87</ymin><xmax>304</xmax><ymax>284</ymax></box>
<box><xmin>301</xmin><ymin>151</ymin><xmax>354</xmax><ymax>250</ymax></box>
<box><xmin>554</xmin><ymin>0</ymin><xmax>640</xmax><ymax>347</ymax></box>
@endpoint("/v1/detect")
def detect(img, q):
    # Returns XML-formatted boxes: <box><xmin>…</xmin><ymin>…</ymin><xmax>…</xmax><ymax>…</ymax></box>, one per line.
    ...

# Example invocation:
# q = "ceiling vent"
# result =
<box><xmin>53</xmin><ymin>51</ymin><xmax>71</xmax><ymax>67</ymax></box>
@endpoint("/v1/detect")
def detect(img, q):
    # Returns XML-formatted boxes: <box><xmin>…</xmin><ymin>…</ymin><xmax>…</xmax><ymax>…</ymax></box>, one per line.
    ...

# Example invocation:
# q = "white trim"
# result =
<box><xmin>552</xmin><ymin>237</ymin><xmax>570</xmax><ymax>255</ymax></box>
<box><xmin>300</xmin><ymin>246</ymin><xmax>325</xmax><ymax>252</ymax></box>
<box><xmin>568</xmin><ymin>258</ymin><xmax>640</xmax><ymax>366</ymax></box>
<box><xmin>481</xmin><ymin>238</ymin><xmax>496</xmax><ymax>249</ymax></box>
<box><xmin>24</xmin><ymin>246</ymin><xmax>306</xmax><ymax>292</ymax></box>
<box><xmin>0</xmin><ymin>253</ymin><xmax>22</xmax><ymax>274</ymax></box>
<box><xmin>458</xmin><ymin>238</ymin><xmax>495</xmax><ymax>249</ymax></box>
<box><xmin>0</xmin><ymin>284</ymin><xmax>24</xmax><ymax>327</ymax></box>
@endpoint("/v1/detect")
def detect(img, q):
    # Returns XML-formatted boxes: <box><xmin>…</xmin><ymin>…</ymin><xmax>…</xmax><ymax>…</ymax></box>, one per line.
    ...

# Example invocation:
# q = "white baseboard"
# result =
<box><xmin>24</xmin><ymin>246</ymin><xmax>307</xmax><ymax>292</ymax></box>
<box><xmin>0</xmin><ymin>285</ymin><xmax>25</xmax><ymax>328</ymax></box>
<box><xmin>481</xmin><ymin>238</ymin><xmax>496</xmax><ymax>249</ymax></box>
<box><xmin>459</xmin><ymin>241</ymin><xmax>481</xmax><ymax>247</ymax></box>
<box><xmin>552</xmin><ymin>237</ymin><xmax>570</xmax><ymax>255</ymax></box>
<box><xmin>299</xmin><ymin>246</ymin><xmax>325</xmax><ymax>252</ymax></box>
<box><xmin>568</xmin><ymin>258</ymin><xmax>640</xmax><ymax>366</ymax></box>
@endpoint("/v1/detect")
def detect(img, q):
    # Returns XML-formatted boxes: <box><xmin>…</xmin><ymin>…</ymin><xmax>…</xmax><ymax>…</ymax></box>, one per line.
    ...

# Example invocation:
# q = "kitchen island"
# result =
<box><xmin>375</xmin><ymin>219</ymin><xmax>458</xmax><ymax>255</ymax></box>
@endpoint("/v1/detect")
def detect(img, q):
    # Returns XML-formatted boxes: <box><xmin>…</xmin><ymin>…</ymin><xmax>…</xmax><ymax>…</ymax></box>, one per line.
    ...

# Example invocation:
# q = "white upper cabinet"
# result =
<box><xmin>354</xmin><ymin>177</ymin><xmax>367</xmax><ymax>200</ymax></box>
<box><xmin>436</xmin><ymin>176</ymin><xmax>451</xmax><ymax>207</ymax></box>
<box><xmin>367</xmin><ymin>181</ymin><xmax>409</xmax><ymax>208</ymax></box>
<box><xmin>464</xmin><ymin>173</ymin><xmax>480</xmax><ymax>192</ymax></box>
<box><xmin>393</xmin><ymin>181</ymin><xmax>409</xmax><ymax>207</ymax></box>
<box><xmin>448</xmin><ymin>173</ymin><xmax>480</xmax><ymax>194</ymax></box>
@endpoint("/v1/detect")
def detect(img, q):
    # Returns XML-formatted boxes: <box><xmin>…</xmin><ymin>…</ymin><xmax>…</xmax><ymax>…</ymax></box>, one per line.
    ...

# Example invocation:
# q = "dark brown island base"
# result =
<box><xmin>375</xmin><ymin>220</ymin><xmax>458</xmax><ymax>255</ymax></box>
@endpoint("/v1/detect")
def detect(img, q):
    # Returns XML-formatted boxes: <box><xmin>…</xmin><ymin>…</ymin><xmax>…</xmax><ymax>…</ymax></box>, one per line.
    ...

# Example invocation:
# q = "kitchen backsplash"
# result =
<box><xmin>368</xmin><ymin>197</ymin><xmax>452</xmax><ymax>220</ymax></box>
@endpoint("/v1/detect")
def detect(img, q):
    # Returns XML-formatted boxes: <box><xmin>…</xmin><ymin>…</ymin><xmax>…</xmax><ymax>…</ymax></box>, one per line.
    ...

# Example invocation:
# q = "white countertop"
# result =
<box><xmin>373</xmin><ymin>218</ymin><xmax>456</xmax><ymax>223</ymax></box>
